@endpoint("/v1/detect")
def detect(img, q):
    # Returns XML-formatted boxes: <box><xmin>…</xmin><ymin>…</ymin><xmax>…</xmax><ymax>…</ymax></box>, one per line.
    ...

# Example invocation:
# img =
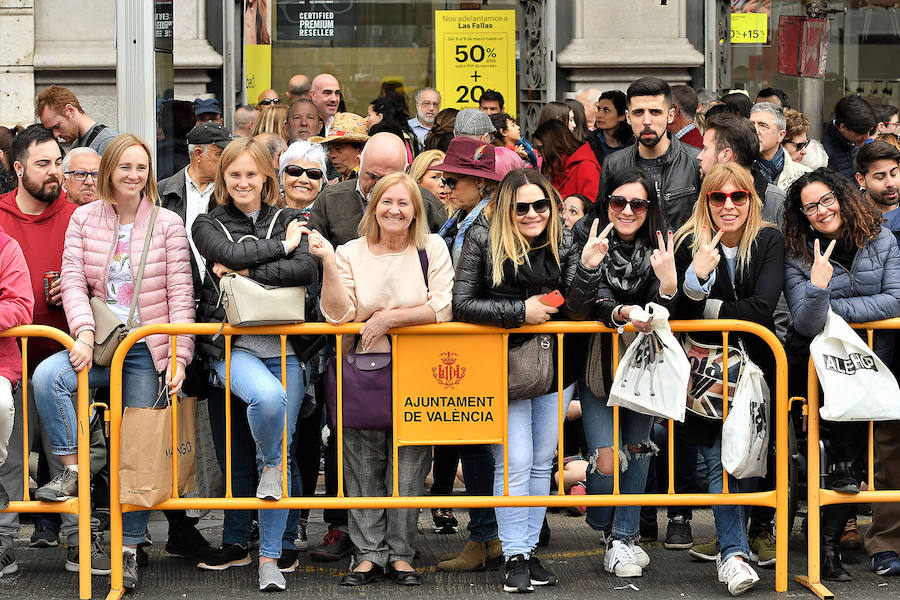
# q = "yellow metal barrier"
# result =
<box><xmin>0</xmin><ymin>326</ymin><xmax>94</xmax><ymax>599</ymax></box>
<box><xmin>105</xmin><ymin>319</ymin><xmax>789</xmax><ymax>598</ymax></box>
<box><xmin>796</xmin><ymin>318</ymin><xmax>900</xmax><ymax>600</ymax></box>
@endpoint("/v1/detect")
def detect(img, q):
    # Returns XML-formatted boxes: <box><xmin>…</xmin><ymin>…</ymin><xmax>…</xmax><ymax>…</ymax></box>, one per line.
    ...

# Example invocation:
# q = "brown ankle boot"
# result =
<box><xmin>437</xmin><ymin>539</ymin><xmax>503</xmax><ymax>571</ymax></box>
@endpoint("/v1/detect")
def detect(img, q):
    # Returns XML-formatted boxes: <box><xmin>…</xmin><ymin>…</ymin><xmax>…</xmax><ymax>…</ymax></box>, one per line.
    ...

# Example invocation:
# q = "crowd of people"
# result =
<box><xmin>0</xmin><ymin>72</ymin><xmax>899</xmax><ymax>596</ymax></box>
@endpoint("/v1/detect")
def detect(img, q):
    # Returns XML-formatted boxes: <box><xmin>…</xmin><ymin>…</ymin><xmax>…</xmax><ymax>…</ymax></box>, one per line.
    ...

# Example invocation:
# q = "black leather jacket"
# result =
<box><xmin>599</xmin><ymin>133</ymin><xmax>701</xmax><ymax>230</ymax></box>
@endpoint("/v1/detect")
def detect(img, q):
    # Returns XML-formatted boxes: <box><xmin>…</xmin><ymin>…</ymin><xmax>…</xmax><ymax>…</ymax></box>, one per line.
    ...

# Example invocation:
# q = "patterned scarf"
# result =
<box><xmin>755</xmin><ymin>145</ymin><xmax>785</xmax><ymax>184</ymax></box>
<box><xmin>600</xmin><ymin>235</ymin><xmax>652</xmax><ymax>296</ymax></box>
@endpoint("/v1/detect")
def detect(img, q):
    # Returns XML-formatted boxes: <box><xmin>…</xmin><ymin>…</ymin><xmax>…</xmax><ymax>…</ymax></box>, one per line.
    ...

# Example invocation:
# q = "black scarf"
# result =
<box><xmin>502</xmin><ymin>237</ymin><xmax>561</xmax><ymax>295</ymax></box>
<box><xmin>600</xmin><ymin>235</ymin><xmax>652</xmax><ymax>296</ymax></box>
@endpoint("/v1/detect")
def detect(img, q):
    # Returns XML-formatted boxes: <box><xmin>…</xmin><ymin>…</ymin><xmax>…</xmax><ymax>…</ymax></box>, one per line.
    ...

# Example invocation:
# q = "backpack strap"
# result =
<box><xmin>417</xmin><ymin>247</ymin><xmax>429</xmax><ymax>290</ymax></box>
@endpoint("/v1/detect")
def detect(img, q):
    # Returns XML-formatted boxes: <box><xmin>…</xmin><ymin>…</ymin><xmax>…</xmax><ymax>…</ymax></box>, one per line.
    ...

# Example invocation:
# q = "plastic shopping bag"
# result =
<box><xmin>607</xmin><ymin>303</ymin><xmax>689</xmax><ymax>422</ymax></box>
<box><xmin>811</xmin><ymin>310</ymin><xmax>900</xmax><ymax>422</ymax></box>
<box><xmin>721</xmin><ymin>361</ymin><xmax>769</xmax><ymax>478</ymax></box>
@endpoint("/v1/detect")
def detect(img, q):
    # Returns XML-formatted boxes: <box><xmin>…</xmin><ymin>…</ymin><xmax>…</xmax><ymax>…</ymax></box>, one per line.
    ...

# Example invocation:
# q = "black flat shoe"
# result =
<box><xmin>389</xmin><ymin>565</ymin><xmax>423</xmax><ymax>586</ymax></box>
<box><xmin>340</xmin><ymin>563</ymin><xmax>385</xmax><ymax>586</ymax></box>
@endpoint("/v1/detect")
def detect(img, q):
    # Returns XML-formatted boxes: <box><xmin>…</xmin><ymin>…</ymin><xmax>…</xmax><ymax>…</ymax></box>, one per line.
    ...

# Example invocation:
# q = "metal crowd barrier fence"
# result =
<box><xmin>104</xmin><ymin>320</ymin><xmax>789</xmax><ymax>599</ymax></box>
<box><xmin>0</xmin><ymin>326</ymin><xmax>95</xmax><ymax>599</ymax></box>
<box><xmin>796</xmin><ymin>318</ymin><xmax>900</xmax><ymax>600</ymax></box>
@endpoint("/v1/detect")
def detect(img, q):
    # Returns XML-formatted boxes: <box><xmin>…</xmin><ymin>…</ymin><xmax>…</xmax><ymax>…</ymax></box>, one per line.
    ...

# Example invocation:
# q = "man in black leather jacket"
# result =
<box><xmin>599</xmin><ymin>77</ymin><xmax>700</xmax><ymax>231</ymax></box>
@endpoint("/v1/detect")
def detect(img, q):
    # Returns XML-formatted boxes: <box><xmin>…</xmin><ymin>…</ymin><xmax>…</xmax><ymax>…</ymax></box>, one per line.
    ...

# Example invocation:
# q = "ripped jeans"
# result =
<box><xmin>579</xmin><ymin>379</ymin><xmax>655</xmax><ymax>542</ymax></box>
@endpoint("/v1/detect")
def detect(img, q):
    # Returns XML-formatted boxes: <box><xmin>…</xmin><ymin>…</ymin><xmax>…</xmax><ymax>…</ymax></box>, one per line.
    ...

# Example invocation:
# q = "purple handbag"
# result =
<box><xmin>324</xmin><ymin>249</ymin><xmax>428</xmax><ymax>430</ymax></box>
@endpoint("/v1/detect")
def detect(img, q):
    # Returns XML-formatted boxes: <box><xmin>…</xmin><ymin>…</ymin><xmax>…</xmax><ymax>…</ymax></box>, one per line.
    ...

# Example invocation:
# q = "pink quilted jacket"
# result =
<box><xmin>61</xmin><ymin>198</ymin><xmax>195</xmax><ymax>372</ymax></box>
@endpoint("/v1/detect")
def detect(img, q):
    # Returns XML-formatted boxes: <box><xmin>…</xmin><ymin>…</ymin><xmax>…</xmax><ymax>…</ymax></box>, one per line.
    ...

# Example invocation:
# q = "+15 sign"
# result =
<box><xmin>435</xmin><ymin>10</ymin><xmax>517</xmax><ymax>117</ymax></box>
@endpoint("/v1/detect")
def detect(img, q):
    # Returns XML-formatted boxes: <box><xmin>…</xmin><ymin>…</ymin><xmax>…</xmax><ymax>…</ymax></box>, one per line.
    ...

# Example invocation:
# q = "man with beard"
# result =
<box><xmin>599</xmin><ymin>77</ymin><xmax>700</xmax><ymax>230</ymax></box>
<box><xmin>309</xmin><ymin>73</ymin><xmax>342</xmax><ymax>136</ymax></box>
<box><xmin>61</xmin><ymin>147</ymin><xmax>100</xmax><ymax>205</ymax></box>
<box><xmin>856</xmin><ymin>140</ymin><xmax>900</xmax><ymax>243</ymax></box>
<box><xmin>0</xmin><ymin>124</ymin><xmax>112</xmax><ymax>576</ymax></box>
<box><xmin>408</xmin><ymin>88</ymin><xmax>441</xmax><ymax>145</ymax></box>
<box><xmin>35</xmin><ymin>85</ymin><xmax>118</xmax><ymax>155</ymax></box>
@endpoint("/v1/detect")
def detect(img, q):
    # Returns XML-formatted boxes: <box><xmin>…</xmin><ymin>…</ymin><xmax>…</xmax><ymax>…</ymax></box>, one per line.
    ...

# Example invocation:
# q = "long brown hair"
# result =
<box><xmin>213</xmin><ymin>137</ymin><xmax>280</xmax><ymax>207</ymax></box>
<box><xmin>532</xmin><ymin>119</ymin><xmax>581</xmax><ymax>181</ymax></box>
<box><xmin>96</xmin><ymin>134</ymin><xmax>159</xmax><ymax>206</ymax></box>
<box><xmin>783</xmin><ymin>167</ymin><xmax>881</xmax><ymax>265</ymax></box>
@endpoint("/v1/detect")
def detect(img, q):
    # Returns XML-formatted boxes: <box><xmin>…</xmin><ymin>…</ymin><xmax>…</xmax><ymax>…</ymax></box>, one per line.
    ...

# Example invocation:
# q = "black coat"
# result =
<box><xmin>192</xmin><ymin>202</ymin><xmax>319</xmax><ymax>361</ymax></box>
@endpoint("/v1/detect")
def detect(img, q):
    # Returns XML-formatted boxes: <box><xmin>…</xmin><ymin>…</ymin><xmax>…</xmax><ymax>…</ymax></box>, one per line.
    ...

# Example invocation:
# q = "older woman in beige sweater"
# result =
<box><xmin>307</xmin><ymin>172</ymin><xmax>454</xmax><ymax>587</ymax></box>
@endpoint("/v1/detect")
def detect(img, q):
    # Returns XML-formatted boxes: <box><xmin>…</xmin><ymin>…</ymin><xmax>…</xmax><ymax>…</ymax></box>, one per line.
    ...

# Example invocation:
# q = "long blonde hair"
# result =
<box><xmin>96</xmin><ymin>134</ymin><xmax>158</xmax><ymax>206</ymax></box>
<box><xmin>250</xmin><ymin>104</ymin><xmax>290</xmax><ymax>143</ymax></box>
<box><xmin>674</xmin><ymin>162</ymin><xmax>773</xmax><ymax>274</ymax></box>
<box><xmin>358</xmin><ymin>172</ymin><xmax>430</xmax><ymax>249</ymax></box>
<box><xmin>489</xmin><ymin>168</ymin><xmax>563</xmax><ymax>286</ymax></box>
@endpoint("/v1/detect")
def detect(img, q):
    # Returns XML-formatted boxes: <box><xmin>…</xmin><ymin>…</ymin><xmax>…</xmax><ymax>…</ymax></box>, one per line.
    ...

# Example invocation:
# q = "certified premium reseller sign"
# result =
<box><xmin>394</xmin><ymin>333</ymin><xmax>506</xmax><ymax>446</ymax></box>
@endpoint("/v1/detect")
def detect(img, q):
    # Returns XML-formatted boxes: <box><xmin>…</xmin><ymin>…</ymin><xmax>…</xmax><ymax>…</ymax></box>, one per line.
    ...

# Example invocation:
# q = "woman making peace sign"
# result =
<box><xmin>673</xmin><ymin>162</ymin><xmax>784</xmax><ymax>597</ymax></box>
<box><xmin>783</xmin><ymin>167</ymin><xmax>900</xmax><ymax>582</ymax></box>
<box><xmin>567</xmin><ymin>168</ymin><xmax>677</xmax><ymax>578</ymax></box>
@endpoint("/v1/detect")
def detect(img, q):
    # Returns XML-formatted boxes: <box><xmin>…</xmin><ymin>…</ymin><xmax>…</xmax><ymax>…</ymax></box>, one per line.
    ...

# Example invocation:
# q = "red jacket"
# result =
<box><xmin>678</xmin><ymin>125</ymin><xmax>704</xmax><ymax>149</ymax></box>
<box><xmin>0</xmin><ymin>190</ymin><xmax>76</xmax><ymax>367</ymax></box>
<box><xmin>0</xmin><ymin>226</ymin><xmax>35</xmax><ymax>385</ymax></box>
<box><xmin>554</xmin><ymin>143</ymin><xmax>602</xmax><ymax>201</ymax></box>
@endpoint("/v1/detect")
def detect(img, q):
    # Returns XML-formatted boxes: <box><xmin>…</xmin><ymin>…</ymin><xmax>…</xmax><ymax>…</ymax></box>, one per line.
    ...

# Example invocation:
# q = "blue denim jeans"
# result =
<box><xmin>492</xmin><ymin>385</ymin><xmax>574</xmax><ymax>558</ymax></box>
<box><xmin>212</xmin><ymin>351</ymin><xmax>304</xmax><ymax>560</ymax></box>
<box><xmin>459</xmin><ymin>444</ymin><xmax>498</xmax><ymax>542</ymax></box>
<box><xmin>699</xmin><ymin>433</ymin><xmax>757</xmax><ymax>562</ymax></box>
<box><xmin>32</xmin><ymin>343</ymin><xmax>160</xmax><ymax>546</ymax></box>
<box><xmin>579</xmin><ymin>380</ymin><xmax>655</xmax><ymax>541</ymax></box>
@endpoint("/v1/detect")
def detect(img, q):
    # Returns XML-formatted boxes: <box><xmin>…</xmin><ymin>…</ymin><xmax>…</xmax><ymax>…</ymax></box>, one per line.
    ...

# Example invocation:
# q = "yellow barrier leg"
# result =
<box><xmin>76</xmin><ymin>370</ymin><xmax>91</xmax><ymax>599</ymax></box>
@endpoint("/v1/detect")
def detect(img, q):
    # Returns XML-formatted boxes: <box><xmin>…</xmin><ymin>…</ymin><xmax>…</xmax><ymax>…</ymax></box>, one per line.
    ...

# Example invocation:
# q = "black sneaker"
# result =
<box><xmin>166</xmin><ymin>522</ymin><xmax>214</xmax><ymax>562</ymax></box>
<box><xmin>310</xmin><ymin>528</ymin><xmax>355</xmax><ymax>562</ymax></box>
<box><xmin>503</xmin><ymin>554</ymin><xmax>534</xmax><ymax>593</ymax></box>
<box><xmin>529</xmin><ymin>555</ymin><xmax>558</xmax><ymax>586</ymax></box>
<box><xmin>295</xmin><ymin>518</ymin><xmax>309</xmax><ymax>551</ymax></box>
<box><xmin>537</xmin><ymin>517</ymin><xmax>550</xmax><ymax>548</ymax></box>
<box><xmin>639</xmin><ymin>514</ymin><xmax>658</xmax><ymax>543</ymax></box>
<box><xmin>664</xmin><ymin>516</ymin><xmax>693</xmax><ymax>550</ymax></box>
<box><xmin>136</xmin><ymin>543</ymin><xmax>149</xmax><ymax>568</ymax></box>
<box><xmin>432</xmin><ymin>508</ymin><xmax>459</xmax><ymax>534</ymax></box>
<box><xmin>30</xmin><ymin>522</ymin><xmax>60</xmax><ymax>548</ymax></box>
<box><xmin>277</xmin><ymin>548</ymin><xmax>299</xmax><ymax>572</ymax></box>
<box><xmin>122</xmin><ymin>551</ymin><xmax>138</xmax><ymax>590</ymax></box>
<box><xmin>827</xmin><ymin>462</ymin><xmax>860</xmax><ymax>494</ymax></box>
<box><xmin>0</xmin><ymin>545</ymin><xmax>17</xmax><ymax>577</ymax></box>
<box><xmin>248</xmin><ymin>520</ymin><xmax>260</xmax><ymax>549</ymax></box>
<box><xmin>197</xmin><ymin>544</ymin><xmax>252</xmax><ymax>571</ymax></box>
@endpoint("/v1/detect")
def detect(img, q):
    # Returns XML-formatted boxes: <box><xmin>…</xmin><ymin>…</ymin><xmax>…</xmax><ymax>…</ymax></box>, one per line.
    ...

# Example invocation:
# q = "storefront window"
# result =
<box><xmin>730</xmin><ymin>1</ymin><xmax>900</xmax><ymax>121</ymax></box>
<box><xmin>269</xmin><ymin>1</ymin><xmax>518</xmax><ymax>116</ymax></box>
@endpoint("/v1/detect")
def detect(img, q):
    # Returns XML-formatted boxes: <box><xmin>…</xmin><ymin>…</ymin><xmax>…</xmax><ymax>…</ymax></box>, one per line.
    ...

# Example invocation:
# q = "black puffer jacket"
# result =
<box><xmin>452</xmin><ymin>213</ymin><xmax>584</xmax><ymax>388</ymax></box>
<box><xmin>192</xmin><ymin>202</ymin><xmax>319</xmax><ymax>360</ymax></box>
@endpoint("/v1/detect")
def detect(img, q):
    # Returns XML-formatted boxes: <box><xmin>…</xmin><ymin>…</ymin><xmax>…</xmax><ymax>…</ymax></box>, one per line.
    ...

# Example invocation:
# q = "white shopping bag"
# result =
<box><xmin>607</xmin><ymin>303</ymin><xmax>689</xmax><ymax>422</ymax></box>
<box><xmin>721</xmin><ymin>362</ymin><xmax>769</xmax><ymax>478</ymax></box>
<box><xmin>811</xmin><ymin>310</ymin><xmax>900</xmax><ymax>422</ymax></box>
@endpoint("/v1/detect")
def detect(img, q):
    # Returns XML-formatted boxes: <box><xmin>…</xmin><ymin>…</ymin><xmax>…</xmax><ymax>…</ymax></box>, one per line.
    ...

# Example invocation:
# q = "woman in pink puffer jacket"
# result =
<box><xmin>32</xmin><ymin>134</ymin><xmax>194</xmax><ymax>590</ymax></box>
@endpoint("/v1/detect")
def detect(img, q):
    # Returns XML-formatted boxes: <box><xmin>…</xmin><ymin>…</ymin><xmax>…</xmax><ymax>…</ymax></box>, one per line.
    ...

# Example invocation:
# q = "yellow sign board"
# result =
<box><xmin>244</xmin><ymin>45</ymin><xmax>272</xmax><ymax>105</ymax></box>
<box><xmin>731</xmin><ymin>13</ymin><xmax>768</xmax><ymax>44</ymax></box>
<box><xmin>394</xmin><ymin>333</ymin><xmax>506</xmax><ymax>445</ymax></box>
<box><xmin>435</xmin><ymin>10</ymin><xmax>517</xmax><ymax>117</ymax></box>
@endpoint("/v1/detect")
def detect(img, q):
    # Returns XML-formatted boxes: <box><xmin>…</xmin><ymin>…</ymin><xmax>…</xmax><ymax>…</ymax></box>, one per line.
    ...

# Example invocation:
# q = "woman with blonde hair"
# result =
<box><xmin>32</xmin><ymin>134</ymin><xmax>195</xmax><ymax>589</ymax></box>
<box><xmin>251</xmin><ymin>103</ymin><xmax>290</xmax><ymax>143</ymax></box>
<box><xmin>672</xmin><ymin>162</ymin><xmax>784</xmax><ymax>597</ymax></box>
<box><xmin>453</xmin><ymin>168</ymin><xmax>597</xmax><ymax>592</ymax></box>
<box><xmin>409</xmin><ymin>149</ymin><xmax>449</xmax><ymax>214</ymax></box>
<box><xmin>191</xmin><ymin>137</ymin><xmax>318</xmax><ymax>591</ymax></box>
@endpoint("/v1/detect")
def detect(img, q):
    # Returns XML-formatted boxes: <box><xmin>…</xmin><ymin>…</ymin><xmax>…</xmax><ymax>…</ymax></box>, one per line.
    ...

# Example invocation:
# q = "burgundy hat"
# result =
<box><xmin>431</xmin><ymin>137</ymin><xmax>502</xmax><ymax>181</ymax></box>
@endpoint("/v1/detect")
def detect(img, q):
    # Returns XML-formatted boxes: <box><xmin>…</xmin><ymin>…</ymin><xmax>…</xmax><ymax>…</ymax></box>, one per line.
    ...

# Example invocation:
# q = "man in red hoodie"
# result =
<box><xmin>0</xmin><ymin>125</ymin><xmax>110</xmax><ymax>576</ymax></box>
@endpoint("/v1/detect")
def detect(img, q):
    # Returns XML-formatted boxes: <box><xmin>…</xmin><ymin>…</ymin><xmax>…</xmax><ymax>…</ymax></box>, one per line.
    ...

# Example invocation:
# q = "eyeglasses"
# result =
<box><xmin>259</xmin><ymin>98</ymin><xmax>280</xmax><ymax>106</ymax></box>
<box><xmin>785</xmin><ymin>140</ymin><xmax>810</xmax><ymax>151</ymax></box>
<box><xmin>608</xmin><ymin>195</ymin><xmax>650</xmax><ymax>214</ymax></box>
<box><xmin>64</xmin><ymin>169</ymin><xmax>98</xmax><ymax>182</ymax></box>
<box><xmin>441</xmin><ymin>176</ymin><xmax>468</xmax><ymax>190</ymax></box>
<box><xmin>707</xmin><ymin>190</ymin><xmax>750</xmax><ymax>207</ymax></box>
<box><xmin>515</xmin><ymin>198</ymin><xmax>553</xmax><ymax>216</ymax></box>
<box><xmin>801</xmin><ymin>191</ymin><xmax>838</xmax><ymax>216</ymax></box>
<box><xmin>418</xmin><ymin>101</ymin><xmax>439</xmax><ymax>108</ymax></box>
<box><xmin>283</xmin><ymin>165</ymin><xmax>324</xmax><ymax>180</ymax></box>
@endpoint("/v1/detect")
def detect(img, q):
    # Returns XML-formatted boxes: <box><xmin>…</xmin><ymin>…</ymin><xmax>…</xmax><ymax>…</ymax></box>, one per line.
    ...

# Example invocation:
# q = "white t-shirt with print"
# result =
<box><xmin>105</xmin><ymin>222</ymin><xmax>141</xmax><ymax>325</ymax></box>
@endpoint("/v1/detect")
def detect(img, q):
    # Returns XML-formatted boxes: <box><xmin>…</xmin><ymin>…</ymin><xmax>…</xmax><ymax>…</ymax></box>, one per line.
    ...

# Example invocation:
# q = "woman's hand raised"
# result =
<box><xmin>304</xmin><ymin>228</ymin><xmax>335</xmax><ymax>261</ymax></box>
<box><xmin>810</xmin><ymin>238</ymin><xmax>836</xmax><ymax>290</ymax></box>
<box><xmin>650</xmin><ymin>230</ymin><xmax>677</xmax><ymax>296</ymax></box>
<box><xmin>580</xmin><ymin>219</ymin><xmax>615</xmax><ymax>270</ymax></box>
<box><xmin>284</xmin><ymin>219</ymin><xmax>305</xmax><ymax>253</ymax></box>
<box><xmin>692</xmin><ymin>226</ymin><xmax>724</xmax><ymax>281</ymax></box>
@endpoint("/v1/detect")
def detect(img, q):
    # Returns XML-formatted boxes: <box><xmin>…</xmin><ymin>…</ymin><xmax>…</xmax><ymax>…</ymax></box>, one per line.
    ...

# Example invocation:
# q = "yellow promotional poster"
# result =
<box><xmin>243</xmin><ymin>0</ymin><xmax>272</xmax><ymax>104</ymax></box>
<box><xmin>731</xmin><ymin>13</ymin><xmax>768</xmax><ymax>44</ymax></box>
<box><xmin>394</xmin><ymin>334</ymin><xmax>506</xmax><ymax>446</ymax></box>
<box><xmin>435</xmin><ymin>10</ymin><xmax>516</xmax><ymax>117</ymax></box>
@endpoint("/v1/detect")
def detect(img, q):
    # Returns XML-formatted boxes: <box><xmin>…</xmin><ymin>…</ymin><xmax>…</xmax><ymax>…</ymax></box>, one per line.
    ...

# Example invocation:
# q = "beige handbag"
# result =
<box><xmin>215</xmin><ymin>208</ymin><xmax>305</xmax><ymax>326</ymax></box>
<box><xmin>508</xmin><ymin>333</ymin><xmax>555</xmax><ymax>401</ymax></box>
<box><xmin>90</xmin><ymin>204</ymin><xmax>159</xmax><ymax>366</ymax></box>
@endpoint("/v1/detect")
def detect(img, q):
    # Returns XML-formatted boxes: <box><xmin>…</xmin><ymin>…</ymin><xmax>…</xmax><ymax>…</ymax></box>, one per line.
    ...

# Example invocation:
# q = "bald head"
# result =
<box><xmin>358</xmin><ymin>132</ymin><xmax>408</xmax><ymax>197</ymax></box>
<box><xmin>234</xmin><ymin>105</ymin><xmax>259</xmax><ymax>137</ymax></box>
<box><xmin>257</xmin><ymin>89</ymin><xmax>280</xmax><ymax>107</ymax></box>
<box><xmin>287</xmin><ymin>74</ymin><xmax>311</xmax><ymax>102</ymax></box>
<box><xmin>310</xmin><ymin>73</ymin><xmax>341</xmax><ymax>121</ymax></box>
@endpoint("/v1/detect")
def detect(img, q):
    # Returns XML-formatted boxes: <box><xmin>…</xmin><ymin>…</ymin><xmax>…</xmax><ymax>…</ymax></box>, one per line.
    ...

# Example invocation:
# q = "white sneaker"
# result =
<box><xmin>604</xmin><ymin>539</ymin><xmax>642</xmax><ymax>577</ymax></box>
<box><xmin>628</xmin><ymin>540</ymin><xmax>650</xmax><ymax>569</ymax></box>
<box><xmin>717</xmin><ymin>555</ymin><xmax>759</xmax><ymax>596</ymax></box>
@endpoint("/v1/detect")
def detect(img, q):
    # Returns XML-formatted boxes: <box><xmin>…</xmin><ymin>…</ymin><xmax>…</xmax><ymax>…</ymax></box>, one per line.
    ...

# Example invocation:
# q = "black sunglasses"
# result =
<box><xmin>515</xmin><ymin>198</ymin><xmax>553</xmax><ymax>216</ymax></box>
<box><xmin>441</xmin><ymin>175</ymin><xmax>468</xmax><ymax>190</ymax></box>
<box><xmin>608</xmin><ymin>195</ymin><xmax>650</xmax><ymax>214</ymax></box>
<box><xmin>785</xmin><ymin>140</ymin><xmax>809</xmax><ymax>151</ymax></box>
<box><xmin>283</xmin><ymin>165</ymin><xmax>324</xmax><ymax>180</ymax></box>
<box><xmin>259</xmin><ymin>98</ymin><xmax>280</xmax><ymax>106</ymax></box>
<box><xmin>707</xmin><ymin>190</ymin><xmax>750</xmax><ymax>207</ymax></box>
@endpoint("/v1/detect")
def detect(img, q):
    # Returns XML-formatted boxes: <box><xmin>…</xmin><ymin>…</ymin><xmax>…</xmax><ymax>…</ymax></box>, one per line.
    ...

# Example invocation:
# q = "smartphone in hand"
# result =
<box><xmin>540</xmin><ymin>290</ymin><xmax>565</xmax><ymax>308</ymax></box>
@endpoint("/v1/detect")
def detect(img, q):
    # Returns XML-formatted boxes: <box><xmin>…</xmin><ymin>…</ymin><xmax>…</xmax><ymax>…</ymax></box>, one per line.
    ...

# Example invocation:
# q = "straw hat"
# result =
<box><xmin>309</xmin><ymin>113</ymin><xmax>369</xmax><ymax>144</ymax></box>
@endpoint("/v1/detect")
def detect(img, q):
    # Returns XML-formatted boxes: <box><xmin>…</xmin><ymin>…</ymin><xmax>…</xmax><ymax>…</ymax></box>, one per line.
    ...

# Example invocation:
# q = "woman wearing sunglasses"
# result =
<box><xmin>566</xmin><ymin>168</ymin><xmax>675</xmax><ymax>578</ymax></box>
<box><xmin>279</xmin><ymin>140</ymin><xmax>327</xmax><ymax>220</ymax></box>
<box><xmin>783</xmin><ymin>167</ymin><xmax>900</xmax><ymax>581</ymax></box>
<box><xmin>435</xmin><ymin>137</ymin><xmax>502</xmax><ymax>266</ymax></box>
<box><xmin>453</xmin><ymin>168</ymin><xmax>596</xmax><ymax>592</ymax></box>
<box><xmin>672</xmin><ymin>162</ymin><xmax>784</xmax><ymax>597</ymax></box>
